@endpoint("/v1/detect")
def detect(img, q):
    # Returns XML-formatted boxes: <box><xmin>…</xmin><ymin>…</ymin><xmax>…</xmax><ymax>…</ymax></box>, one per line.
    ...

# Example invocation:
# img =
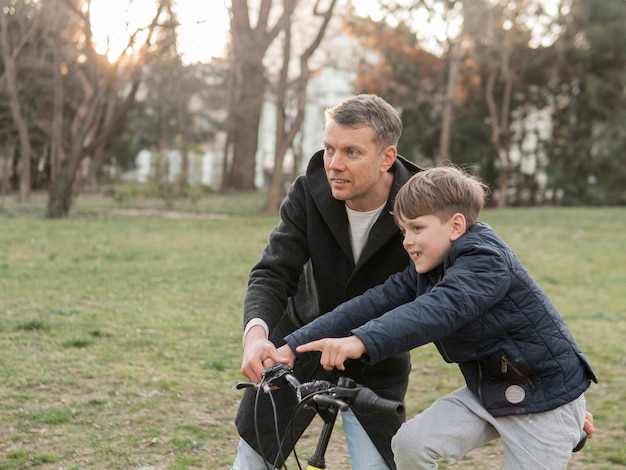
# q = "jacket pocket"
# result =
<box><xmin>478</xmin><ymin>352</ymin><xmax>534</xmax><ymax>410</ymax></box>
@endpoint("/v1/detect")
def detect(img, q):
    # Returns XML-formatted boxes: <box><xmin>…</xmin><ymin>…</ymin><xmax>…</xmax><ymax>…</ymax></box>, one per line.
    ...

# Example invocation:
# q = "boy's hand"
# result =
<box><xmin>296</xmin><ymin>336</ymin><xmax>367</xmax><ymax>371</ymax></box>
<box><xmin>276</xmin><ymin>344</ymin><xmax>296</xmax><ymax>368</ymax></box>
<box><xmin>584</xmin><ymin>411</ymin><xmax>595</xmax><ymax>439</ymax></box>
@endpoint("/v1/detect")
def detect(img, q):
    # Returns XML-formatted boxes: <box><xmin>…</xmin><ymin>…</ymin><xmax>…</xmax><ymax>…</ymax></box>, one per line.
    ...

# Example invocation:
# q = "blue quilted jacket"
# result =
<box><xmin>285</xmin><ymin>222</ymin><xmax>597</xmax><ymax>416</ymax></box>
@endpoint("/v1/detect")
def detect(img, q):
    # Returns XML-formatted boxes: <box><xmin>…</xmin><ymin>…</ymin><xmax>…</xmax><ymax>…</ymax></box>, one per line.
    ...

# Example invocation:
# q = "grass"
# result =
<box><xmin>1</xmin><ymin>189</ymin><xmax>625</xmax><ymax>469</ymax></box>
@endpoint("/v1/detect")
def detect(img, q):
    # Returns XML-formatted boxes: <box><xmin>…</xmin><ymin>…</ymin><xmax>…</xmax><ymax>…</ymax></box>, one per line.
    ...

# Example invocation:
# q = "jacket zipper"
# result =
<box><xmin>437</xmin><ymin>340</ymin><xmax>453</xmax><ymax>363</ymax></box>
<box><xmin>501</xmin><ymin>355</ymin><xmax>533</xmax><ymax>384</ymax></box>
<box><xmin>477</xmin><ymin>361</ymin><xmax>484</xmax><ymax>404</ymax></box>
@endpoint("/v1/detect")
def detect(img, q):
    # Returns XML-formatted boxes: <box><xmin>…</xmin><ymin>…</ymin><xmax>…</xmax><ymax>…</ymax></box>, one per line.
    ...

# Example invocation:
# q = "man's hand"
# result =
<box><xmin>240</xmin><ymin>325</ymin><xmax>289</xmax><ymax>383</ymax></box>
<box><xmin>296</xmin><ymin>336</ymin><xmax>366</xmax><ymax>371</ymax></box>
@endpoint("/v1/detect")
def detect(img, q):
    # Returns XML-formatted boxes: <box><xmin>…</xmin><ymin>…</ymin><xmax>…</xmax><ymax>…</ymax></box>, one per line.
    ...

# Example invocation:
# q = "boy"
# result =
<box><xmin>279</xmin><ymin>166</ymin><xmax>596</xmax><ymax>469</ymax></box>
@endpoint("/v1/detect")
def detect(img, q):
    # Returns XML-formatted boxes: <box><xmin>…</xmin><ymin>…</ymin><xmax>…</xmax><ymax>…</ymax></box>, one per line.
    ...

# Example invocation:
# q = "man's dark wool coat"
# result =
<box><xmin>236</xmin><ymin>150</ymin><xmax>421</xmax><ymax>469</ymax></box>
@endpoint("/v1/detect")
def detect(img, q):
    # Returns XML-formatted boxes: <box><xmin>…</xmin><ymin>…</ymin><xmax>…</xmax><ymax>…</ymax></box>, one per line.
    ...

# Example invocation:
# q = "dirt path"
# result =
<box><xmin>111</xmin><ymin>208</ymin><xmax>229</xmax><ymax>219</ymax></box>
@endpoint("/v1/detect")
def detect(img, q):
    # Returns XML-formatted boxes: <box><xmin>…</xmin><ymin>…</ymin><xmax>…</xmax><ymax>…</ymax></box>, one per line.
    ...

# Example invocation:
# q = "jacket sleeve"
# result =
<box><xmin>243</xmin><ymin>178</ymin><xmax>310</xmax><ymax>332</ymax></box>
<box><xmin>354</xmin><ymin>240</ymin><xmax>512</xmax><ymax>364</ymax></box>
<box><xmin>284</xmin><ymin>266</ymin><xmax>417</xmax><ymax>350</ymax></box>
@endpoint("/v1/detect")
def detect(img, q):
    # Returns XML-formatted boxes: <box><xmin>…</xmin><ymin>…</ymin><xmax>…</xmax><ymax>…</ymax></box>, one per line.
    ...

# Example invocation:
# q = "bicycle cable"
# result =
<box><xmin>253</xmin><ymin>384</ymin><xmax>288</xmax><ymax>470</ymax></box>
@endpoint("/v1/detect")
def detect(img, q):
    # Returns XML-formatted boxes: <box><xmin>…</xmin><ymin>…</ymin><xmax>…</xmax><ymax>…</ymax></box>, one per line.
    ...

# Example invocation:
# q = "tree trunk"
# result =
<box><xmin>265</xmin><ymin>7</ymin><xmax>294</xmax><ymax>212</ymax></box>
<box><xmin>225</xmin><ymin>0</ymin><xmax>295</xmax><ymax>192</ymax></box>
<box><xmin>485</xmin><ymin>50</ymin><xmax>514</xmax><ymax>208</ymax></box>
<box><xmin>226</xmin><ymin>58</ymin><xmax>266</xmax><ymax>191</ymax></box>
<box><xmin>177</xmin><ymin>65</ymin><xmax>190</xmax><ymax>193</ymax></box>
<box><xmin>0</xmin><ymin>10</ymin><xmax>32</xmax><ymax>202</ymax></box>
<box><xmin>0</xmin><ymin>144</ymin><xmax>14</xmax><ymax>207</ymax></box>
<box><xmin>438</xmin><ymin>38</ymin><xmax>462</xmax><ymax>165</ymax></box>
<box><xmin>220</xmin><ymin>61</ymin><xmax>237</xmax><ymax>193</ymax></box>
<box><xmin>264</xmin><ymin>0</ymin><xmax>337</xmax><ymax>212</ymax></box>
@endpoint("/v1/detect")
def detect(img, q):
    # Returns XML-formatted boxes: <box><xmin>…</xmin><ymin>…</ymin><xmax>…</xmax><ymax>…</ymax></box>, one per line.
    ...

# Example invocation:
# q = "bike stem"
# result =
<box><xmin>306</xmin><ymin>406</ymin><xmax>338</xmax><ymax>470</ymax></box>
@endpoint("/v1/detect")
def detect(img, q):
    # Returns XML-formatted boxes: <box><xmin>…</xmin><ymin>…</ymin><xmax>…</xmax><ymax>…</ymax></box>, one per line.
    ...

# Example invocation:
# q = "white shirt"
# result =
<box><xmin>346</xmin><ymin>202</ymin><xmax>386</xmax><ymax>264</ymax></box>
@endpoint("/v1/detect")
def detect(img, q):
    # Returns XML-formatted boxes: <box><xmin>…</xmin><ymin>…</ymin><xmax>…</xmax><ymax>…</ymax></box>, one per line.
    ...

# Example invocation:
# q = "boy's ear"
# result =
<box><xmin>449</xmin><ymin>213</ymin><xmax>466</xmax><ymax>241</ymax></box>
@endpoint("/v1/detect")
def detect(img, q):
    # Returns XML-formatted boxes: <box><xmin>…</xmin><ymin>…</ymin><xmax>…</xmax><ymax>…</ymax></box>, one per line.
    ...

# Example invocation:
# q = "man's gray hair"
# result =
<box><xmin>325</xmin><ymin>94</ymin><xmax>402</xmax><ymax>149</ymax></box>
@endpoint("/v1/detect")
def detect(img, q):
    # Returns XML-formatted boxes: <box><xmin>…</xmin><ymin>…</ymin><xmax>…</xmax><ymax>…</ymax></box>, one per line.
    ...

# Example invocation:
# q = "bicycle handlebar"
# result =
<box><xmin>237</xmin><ymin>363</ymin><xmax>405</xmax><ymax>417</ymax></box>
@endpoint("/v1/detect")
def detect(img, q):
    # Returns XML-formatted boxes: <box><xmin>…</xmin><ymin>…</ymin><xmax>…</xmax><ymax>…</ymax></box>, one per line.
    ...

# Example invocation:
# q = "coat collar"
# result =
<box><xmin>305</xmin><ymin>150</ymin><xmax>421</xmax><ymax>266</ymax></box>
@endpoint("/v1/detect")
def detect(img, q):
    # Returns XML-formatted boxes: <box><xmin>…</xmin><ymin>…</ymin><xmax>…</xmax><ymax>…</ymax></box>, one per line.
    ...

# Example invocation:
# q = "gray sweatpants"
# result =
<box><xmin>391</xmin><ymin>387</ymin><xmax>586</xmax><ymax>470</ymax></box>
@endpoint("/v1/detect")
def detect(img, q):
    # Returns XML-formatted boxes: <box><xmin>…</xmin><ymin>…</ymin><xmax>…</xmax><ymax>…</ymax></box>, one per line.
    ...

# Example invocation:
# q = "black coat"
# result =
<box><xmin>285</xmin><ymin>223</ymin><xmax>597</xmax><ymax>418</ymax></box>
<box><xmin>236</xmin><ymin>150</ymin><xmax>421</xmax><ymax>468</ymax></box>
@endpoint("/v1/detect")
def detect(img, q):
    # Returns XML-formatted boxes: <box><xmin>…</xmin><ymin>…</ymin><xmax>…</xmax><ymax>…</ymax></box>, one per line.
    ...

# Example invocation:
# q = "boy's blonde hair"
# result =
<box><xmin>393</xmin><ymin>166</ymin><xmax>489</xmax><ymax>227</ymax></box>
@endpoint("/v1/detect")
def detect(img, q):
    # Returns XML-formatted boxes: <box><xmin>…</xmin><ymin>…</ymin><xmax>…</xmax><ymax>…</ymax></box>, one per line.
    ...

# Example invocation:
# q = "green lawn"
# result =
<box><xmin>1</xmin><ymin>191</ymin><xmax>624</xmax><ymax>469</ymax></box>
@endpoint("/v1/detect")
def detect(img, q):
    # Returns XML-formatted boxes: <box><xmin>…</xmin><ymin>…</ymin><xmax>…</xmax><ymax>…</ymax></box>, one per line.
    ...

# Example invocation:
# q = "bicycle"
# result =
<box><xmin>237</xmin><ymin>363</ymin><xmax>587</xmax><ymax>469</ymax></box>
<box><xmin>237</xmin><ymin>363</ymin><xmax>404</xmax><ymax>470</ymax></box>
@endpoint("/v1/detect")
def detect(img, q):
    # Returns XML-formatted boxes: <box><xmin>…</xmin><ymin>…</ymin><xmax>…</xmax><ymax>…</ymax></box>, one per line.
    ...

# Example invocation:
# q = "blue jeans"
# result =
<box><xmin>232</xmin><ymin>409</ymin><xmax>389</xmax><ymax>469</ymax></box>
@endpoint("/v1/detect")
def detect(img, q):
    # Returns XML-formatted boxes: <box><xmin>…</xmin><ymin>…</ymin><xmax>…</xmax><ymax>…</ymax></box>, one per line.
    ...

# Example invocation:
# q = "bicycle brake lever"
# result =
<box><xmin>312</xmin><ymin>393</ymin><xmax>349</xmax><ymax>411</ymax></box>
<box><xmin>235</xmin><ymin>381</ymin><xmax>257</xmax><ymax>389</ymax></box>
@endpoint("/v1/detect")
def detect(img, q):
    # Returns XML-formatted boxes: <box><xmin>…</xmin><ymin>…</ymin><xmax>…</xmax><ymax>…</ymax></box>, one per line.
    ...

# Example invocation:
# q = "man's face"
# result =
<box><xmin>323</xmin><ymin>120</ymin><xmax>395</xmax><ymax>211</ymax></box>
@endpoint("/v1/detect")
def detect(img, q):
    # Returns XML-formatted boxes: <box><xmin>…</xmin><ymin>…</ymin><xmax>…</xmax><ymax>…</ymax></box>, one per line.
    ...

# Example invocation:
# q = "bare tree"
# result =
<box><xmin>223</xmin><ymin>0</ymin><xmax>294</xmax><ymax>192</ymax></box>
<box><xmin>264</xmin><ymin>0</ymin><xmax>338</xmax><ymax>212</ymax></box>
<box><xmin>43</xmin><ymin>0</ymin><xmax>168</xmax><ymax>217</ymax></box>
<box><xmin>0</xmin><ymin>1</ymin><xmax>41</xmax><ymax>202</ymax></box>
<box><xmin>484</xmin><ymin>34</ymin><xmax>516</xmax><ymax>207</ymax></box>
<box><xmin>476</xmin><ymin>1</ymin><xmax>536</xmax><ymax>207</ymax></box>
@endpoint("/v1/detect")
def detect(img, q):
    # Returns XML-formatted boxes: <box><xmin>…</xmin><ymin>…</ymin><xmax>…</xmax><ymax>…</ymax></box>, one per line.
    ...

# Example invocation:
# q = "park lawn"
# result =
<box><xmin>0</xmin><ymin>192</ymin><xmax>625</xmax><ymax>469</ymax></box>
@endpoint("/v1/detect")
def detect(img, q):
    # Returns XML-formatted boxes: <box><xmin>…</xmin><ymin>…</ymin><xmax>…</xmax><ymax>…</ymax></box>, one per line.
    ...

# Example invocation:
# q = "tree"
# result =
<box><xmin>352</xmin><ymin>0</ymin><xmax>574</xmax><ymax>206</ymax></box>
<box><xmin>346</xmin><ymin>14</ymin><xmax>443</xmax><ymax>165</ymax></box>
<box><xmin>0</xmin><ymin>0</ymin><xmax>41</xmax><ymax>202</ymax></box>
<box><xmin>223</xmin><ymin>0</ymin><xmax>294</xmax><ymax>192</ymax></box>
<box><xmin>546</xmin><ymin>0</ymin><xmax>626</xmax><ymax>204</ymax></box>
<box><xmin>380</xmin><ymin>0</ymin><xmax>469</xmax><ymax>165</ymax></box>
<box><xmin>1</xmin><ymin>0</ymin><xmax>175</xmax><ymax>217</ymax></box>
<box><xmin>42</xmin><ymin>0</ymin><xmax>169</xmax><ymax>217</ymax></box>
<box><xmin>264</xmin><ymin>0</ymin><xmax>338</xmax><ymax>212</ymax></box>
<box><xmin>472</xmin><ymin>0</ymin><xmax>538</xmax><ymax>207</ymax></box>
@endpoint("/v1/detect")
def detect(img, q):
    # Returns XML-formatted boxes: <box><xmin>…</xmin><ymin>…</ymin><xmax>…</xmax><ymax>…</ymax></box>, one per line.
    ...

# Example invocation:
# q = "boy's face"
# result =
<box><xmin>398</xmin><ymin>213</ymin><xmax>463</xmax><ymax>274</ymax></box>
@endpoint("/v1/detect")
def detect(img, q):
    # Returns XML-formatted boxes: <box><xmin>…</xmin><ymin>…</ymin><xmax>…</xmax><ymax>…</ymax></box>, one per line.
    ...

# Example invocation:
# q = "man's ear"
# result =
<box><xmin>380</xmin><ymin>145</ymin><xmax>397</xmax><ymax>172</ymax></box>
<box><xmin>449</xmin><ymin>213</ymin><xmax>466</xmax><ymax>241</ymax></box>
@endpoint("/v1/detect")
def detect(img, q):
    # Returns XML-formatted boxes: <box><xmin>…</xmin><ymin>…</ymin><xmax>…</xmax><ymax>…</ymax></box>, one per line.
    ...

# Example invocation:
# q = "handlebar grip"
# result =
<box><xmin>352</xmin><ymin>388</ymin><xmax>405</xmax><ymax>416</ymax></box>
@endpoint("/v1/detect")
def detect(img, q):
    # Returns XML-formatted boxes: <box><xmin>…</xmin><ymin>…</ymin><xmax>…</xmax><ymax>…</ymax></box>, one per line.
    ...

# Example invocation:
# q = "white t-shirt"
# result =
<box><xmin>346</xmin><ymin>202</ymin><xmax>387</xmax><ymax>264</ymax></box>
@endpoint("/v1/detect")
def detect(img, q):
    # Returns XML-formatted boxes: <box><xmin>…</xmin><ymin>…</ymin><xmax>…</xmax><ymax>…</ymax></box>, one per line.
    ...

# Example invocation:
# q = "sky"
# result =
<box><xmin>90</xmin><ymin>0</ymin><xmax>383</xmax><ymax>64</ymax></box>
<box><xmin>90</xmin><ymin>1</ymin><xmax>561</xmax><ymax>63</ymax></box>
<box><xmin>90</xmin><ymin>0</ymin><xmax>230</xmax><ymax>63</ymax></box>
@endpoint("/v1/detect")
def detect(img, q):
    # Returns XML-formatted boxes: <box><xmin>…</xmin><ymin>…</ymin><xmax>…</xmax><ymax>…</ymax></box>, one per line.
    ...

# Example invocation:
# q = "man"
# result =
<box><xmin>233</xmin><ymin>94</ymin><xmax>422</xmax><ymax>469</ymax></box>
